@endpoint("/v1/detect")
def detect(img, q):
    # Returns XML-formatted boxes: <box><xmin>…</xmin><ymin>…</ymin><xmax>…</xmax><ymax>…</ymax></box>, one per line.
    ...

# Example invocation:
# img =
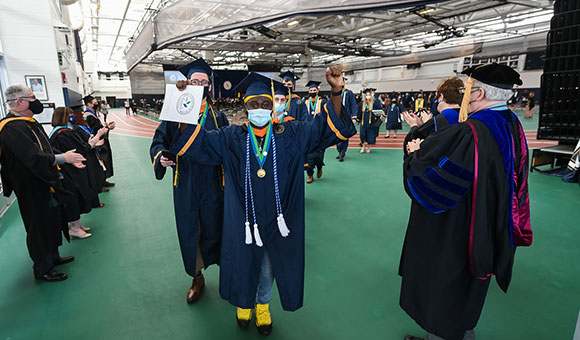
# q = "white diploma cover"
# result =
<box><xmin>159</xmin><ymin>85</ymin><xmax>204</xmax><ymax>124</ymax></box>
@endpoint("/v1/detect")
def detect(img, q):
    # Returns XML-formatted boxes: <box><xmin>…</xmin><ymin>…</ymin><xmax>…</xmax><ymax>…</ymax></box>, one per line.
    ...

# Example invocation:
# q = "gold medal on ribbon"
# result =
<box><xmin>257</xmin><ymin>168</ymin><xmax>266</xmax><ymax>178</ymax></box>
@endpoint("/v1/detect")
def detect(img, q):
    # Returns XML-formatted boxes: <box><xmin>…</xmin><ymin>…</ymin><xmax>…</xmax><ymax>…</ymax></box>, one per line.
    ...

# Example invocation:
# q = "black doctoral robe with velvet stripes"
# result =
<box><xmin>399</xmin><ymin>108</ymin><xmax>530</xmax><ymax>340</ymax></box>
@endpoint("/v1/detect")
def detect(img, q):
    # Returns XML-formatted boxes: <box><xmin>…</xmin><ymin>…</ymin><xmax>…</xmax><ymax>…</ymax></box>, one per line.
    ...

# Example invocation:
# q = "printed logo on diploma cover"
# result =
<box><xmin>176</xmin><ymin>93</ymin><xmax>196</xmax><ymax>115</ymax></box>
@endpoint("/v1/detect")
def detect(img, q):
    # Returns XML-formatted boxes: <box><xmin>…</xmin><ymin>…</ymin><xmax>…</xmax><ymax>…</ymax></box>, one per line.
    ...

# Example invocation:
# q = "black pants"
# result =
<box><xmin>18</xmin><ymin>199</ymin><xmax>64</xmax><ymax>277</ymax></box>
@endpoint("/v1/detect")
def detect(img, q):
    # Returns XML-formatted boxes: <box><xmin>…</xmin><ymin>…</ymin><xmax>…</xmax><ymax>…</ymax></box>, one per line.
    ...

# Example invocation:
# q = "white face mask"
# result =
<box><xmin>274</xmin><ymin>103</ymin><xmax>286</xmax><ymax>115</ymax></box>
<box><xmin>365</xmin><ymin>95</ymin><xmax>371</xmax><ymax>100</ymax></box>
<box><xmin>248</xmin><ymin>109</ymin><xmax>272</xmax><ymax>127</ymax></box>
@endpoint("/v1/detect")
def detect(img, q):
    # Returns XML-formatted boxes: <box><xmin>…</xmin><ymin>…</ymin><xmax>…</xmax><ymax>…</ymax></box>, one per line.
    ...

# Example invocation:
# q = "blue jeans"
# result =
<box><xmin>255</xmin><ymin>251</ymin><xmax>274</xmax><ymax>305</ymax></box>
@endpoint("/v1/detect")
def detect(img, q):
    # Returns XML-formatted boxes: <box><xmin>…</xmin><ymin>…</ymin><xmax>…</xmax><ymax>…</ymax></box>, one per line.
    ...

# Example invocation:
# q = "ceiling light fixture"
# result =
<box><xmin>202</xmin><ymin>13</ymin><xmax>211</xmax><ymax>19</ymax></box>
<box><xmin>358</xmin><ymin>27</ymin><xmax>370</xmax><ymax>32</ymax></box>
<box><xmin>288</xmin><ymin>20</ymin><xmax>299</xmax><ymax>26</ymax></box>
<box><xmin>258</xmin><ymin>46</ymin><xmax>265</xmax><ymax>50</ymax></box>
<box><xmin>283</xmin><ymin>38</ymin><xmax>290</xmax><ymax>42</ymax></box>
<box><xmin>418</xmin><ymin>8</ymin><xmax>435</xmax><ymax>15</ymax></box>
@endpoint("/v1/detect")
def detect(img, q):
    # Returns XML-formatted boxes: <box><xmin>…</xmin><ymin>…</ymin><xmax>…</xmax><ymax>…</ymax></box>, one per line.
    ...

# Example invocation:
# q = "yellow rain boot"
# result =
<box><xmin>255</xmin><ymin>303</ymin><xmax>273</xmax><ymax>336</ymax></box>
<box><xmin>236</xmin><ymin>307</ymin><xmax>252</xmax><ymax>329</ymax></box>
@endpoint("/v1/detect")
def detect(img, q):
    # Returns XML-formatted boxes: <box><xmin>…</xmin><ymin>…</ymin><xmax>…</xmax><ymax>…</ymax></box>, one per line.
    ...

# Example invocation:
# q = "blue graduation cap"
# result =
<box><xmin>279</xmin><ymin>70</ymin><xmax>300</xmax><ymax>82</ymax></box>
<box><xmin>177</xmin><ymin>58</ymin><xmax>213</xmax><ymax>79</ymax></box>
<box><xmin>274</xmin><ymin>83</ymin><xmax>288</xmax><ymax>96</ymax></box>
<box><xmin>234</xmin><ymin>72</ymin><xmax>283</xmax><ymax>103</ymax></box>
<box><xmin>363</xmin><ymin>88</ymin><xmax>372</xmax><ymax>93</ymax></box>
<box><xmin>306</xmin><ymin>80</ymin><xmax>321</xmax><ymax>89</ymax></box>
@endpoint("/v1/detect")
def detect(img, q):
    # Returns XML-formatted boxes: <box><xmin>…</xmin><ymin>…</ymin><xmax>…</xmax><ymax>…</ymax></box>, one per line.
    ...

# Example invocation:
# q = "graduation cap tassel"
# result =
<box><xmin>459</xmin><ymin>76</ymin><xmax>473</xmax><ymax>123</ymax></box>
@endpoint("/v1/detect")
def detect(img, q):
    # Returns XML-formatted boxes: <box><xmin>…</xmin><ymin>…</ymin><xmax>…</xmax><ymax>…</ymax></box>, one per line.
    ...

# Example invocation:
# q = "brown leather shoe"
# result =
<box><xmin>186</xmin><ymin>274</ymin><xmax>205</xmax><ymax>303</ymax></box>
<box><xmin>316</xmin><ymin>168</ymin><xmax>323</xmax><ymax>178</ymax></box>
<box><xmin>306</xmin><ymin>176</ymin><xmax>314</xmax><ymax>183</ymax></box>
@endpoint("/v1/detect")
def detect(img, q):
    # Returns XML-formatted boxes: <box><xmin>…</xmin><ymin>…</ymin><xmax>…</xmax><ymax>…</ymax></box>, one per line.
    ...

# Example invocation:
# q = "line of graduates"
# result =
<box><xmin>0</xmin><ymin>85</ymin><xmax>114</xmax><ymax>282</ymax></box>
<box><xmin>150</xmin><ymin>60</ymin><xmax>355</xmax><ymax>336</ymax></box>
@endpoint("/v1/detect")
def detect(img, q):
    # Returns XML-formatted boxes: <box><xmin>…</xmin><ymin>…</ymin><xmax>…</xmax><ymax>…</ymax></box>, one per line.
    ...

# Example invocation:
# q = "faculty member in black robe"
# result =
<box><xmin>0</xmin><ymin>85</ymin><xmax>86</xmax><ymax>282</ymax></box>
<box><xmin>49</xmin><ymin>107</ymin><xmax>107</xmax><ymax>239</ymax></box>
<box><xmin>400</xmin><ymin>64</ymin><xmax>533</xmax><ymax>340</ymax></box>
<box><xmin>83</xmin><ymin>95</ymin><xmax>116</xmax><ymax>187</ymax></box>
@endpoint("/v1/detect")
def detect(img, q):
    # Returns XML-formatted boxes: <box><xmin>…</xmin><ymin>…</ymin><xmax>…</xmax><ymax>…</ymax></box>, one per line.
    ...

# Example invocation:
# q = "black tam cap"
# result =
<box><xmin>461</xmin><ymin>63</ymin><xmax>522</xmax><ymax>89</ymax></box>
<box><xmin>83</xmin><ymin>95</ymin><xmax>95</xmax><ymax>105</ymax></box>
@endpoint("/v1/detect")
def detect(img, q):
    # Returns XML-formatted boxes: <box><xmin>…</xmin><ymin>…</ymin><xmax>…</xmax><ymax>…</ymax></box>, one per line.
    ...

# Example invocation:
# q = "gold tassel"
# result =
<box><xmin>459</xmin><ymin>76</ymin><xmax>473</xmax><ymax>122</ymax></box>
<box><xmin>173</xmin><ymin>155</ymin><xmax>179</xmax><ymax>187</ymax></box>
<box><xmin>271</xmin><ymin>79</ymin><xmax>276</xmax><ymax>121</ymax></box>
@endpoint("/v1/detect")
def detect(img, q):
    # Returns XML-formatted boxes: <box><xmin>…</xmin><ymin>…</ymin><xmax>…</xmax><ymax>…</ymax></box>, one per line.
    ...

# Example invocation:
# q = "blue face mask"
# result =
<box><xmin>275</xmin><ymin>103</ymin><xmax>285</xmax><ymax>114</ymax></box>
<box><xmin>248</xmin><ymin>109</ymin><xmax>272</xmax><ymax>127</ymax></box>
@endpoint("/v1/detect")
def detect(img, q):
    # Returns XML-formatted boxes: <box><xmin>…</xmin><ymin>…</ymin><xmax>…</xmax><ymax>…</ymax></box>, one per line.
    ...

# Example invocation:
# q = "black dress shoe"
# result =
<box><xmin>101</xmin><ymin>187</ymin><xmax>110</xmax><ymax>193</ymax></box>
<box><xmin>37</xmin><ymin>271</ymin><xmax>68</xmax><ymax>282</ymax></box>
<box><xmin>55</xmin><ymin>256</ymin><xmax>75</xmax><ymax>266</ymax></box>
<box><xmin>103</xmin><ymin>181</ymin><xmax>115</xmax><ymax>187</ymax></box>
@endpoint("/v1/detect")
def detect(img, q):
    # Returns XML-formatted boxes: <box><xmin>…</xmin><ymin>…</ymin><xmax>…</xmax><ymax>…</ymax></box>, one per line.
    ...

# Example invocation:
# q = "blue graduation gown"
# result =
<box><xmin>337</xmin><ymin>89</ymin><xmax>357</xmax><ymax>154</ymax></box>
<box><xmin>287</xmin><ymin>95</ymin><xmax>308</xmax><ymax>121</ymax></box>
<box><xmin>357</xmin><ymin>99</ymin><xmax>382</xmax><ymax>144</ymax></box>
<box><xmin>169</xmin><ymin>101</ymin><xmax>356</xmax><ymax>311</ymax></box>
<box><xmin>305</xmin><ymin>97</ymin><xmax>328</xmax><ymax>175</ymax></box>
<box><xmin>150</xmin><ymin>107</ymin><xmax>229</xmax><ymax>277</ymax></box>
<box><xmin>385</xmin><ymin>104</ymin><xmax>403</xmax><ymax>130</ymax></box>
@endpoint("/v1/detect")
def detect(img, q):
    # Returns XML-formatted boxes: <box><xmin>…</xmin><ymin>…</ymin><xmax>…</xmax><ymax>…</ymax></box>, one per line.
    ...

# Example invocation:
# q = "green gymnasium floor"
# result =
<box><xmin>0</xmin><ymin>128</ymin><xmax>579</xmax><ymax>340</ymax></box>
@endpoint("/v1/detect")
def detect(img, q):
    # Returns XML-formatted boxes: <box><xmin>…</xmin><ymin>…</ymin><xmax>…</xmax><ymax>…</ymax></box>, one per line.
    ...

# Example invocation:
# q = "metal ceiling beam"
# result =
<box><xmin>108</xmin><ymin>0</ymin><xmax>132</xmax><ymax>61</ymax></box>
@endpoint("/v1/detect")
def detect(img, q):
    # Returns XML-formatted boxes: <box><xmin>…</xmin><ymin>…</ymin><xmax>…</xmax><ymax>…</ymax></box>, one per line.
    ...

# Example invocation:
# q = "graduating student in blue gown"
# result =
<box><xmin>403</xmin><ymin>77</ymin><xmax>464</xmax><ymax>145</ymax></box>
<box><xmin>400</xmin><ymin>64</ymin><xmax>532</xmax><ymax>340</ymax></box>
<box><xmin>335</xmin><ymin>80</ymin><xmax>357</xmax><ymax>161</ymax></box>
<box><xmin>168</xmin><ymin>67</ymin><xmax>355</xmax><ymax>336</ymax></box>
<box><xmin>279</xmin><ymin>71</ymin><xmax>308</xmax><ymax>121</ymax></box>
<box><xmin>384</xmin><ymin>97</ymin><xmax>403</xmax><ymax>138</ymax></box>
<box><xmin>304</xmin><ymin>80</ymin><xmax>328</xmax><ymax>183</ymax></box>
<box><xmin>149</xmin><ymin>58</ymin><xmax>229</xmax><ymax>303</ymax></box>
<box><xmin>356</xmin><ymin>88</ymin><xmax>382</xmax><ymax>153</ymax></box>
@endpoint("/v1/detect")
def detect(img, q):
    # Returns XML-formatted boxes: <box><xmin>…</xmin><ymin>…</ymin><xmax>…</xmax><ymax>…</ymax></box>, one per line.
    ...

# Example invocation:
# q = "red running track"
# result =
<box><xmin>108</xmin><ymin>109</ymin><xmax>557</xmax><ymax>149</ymax></box>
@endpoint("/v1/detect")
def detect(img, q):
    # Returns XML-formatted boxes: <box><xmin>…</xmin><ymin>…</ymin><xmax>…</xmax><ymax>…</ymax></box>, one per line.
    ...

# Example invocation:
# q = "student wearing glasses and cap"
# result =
<box><xmin>167</xmin><ymin>66</ymin><xmax>355</xmax><ymax>336</ymax></box>
<box><xmin>304</xmin><ymin>80</ymin><xmax>327</xmax><ymax>183</ymax></box>
<box><xmin>401</xmin><ymin>64</ymin><xmax>532</xmax><ymax>340</ymax></box>
<box><xmin>150</xmin><ymin>58</ymin><xmax>229</xmax><ymax>304</ymax></box>
<box><xmin>279</xmin><ymin>71</ymin><xmax>308</xmax><ymax>121</ymax></box>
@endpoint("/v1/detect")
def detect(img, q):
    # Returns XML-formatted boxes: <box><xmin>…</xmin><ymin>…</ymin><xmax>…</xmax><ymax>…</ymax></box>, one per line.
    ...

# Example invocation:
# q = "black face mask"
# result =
<box><xmin>203</xmin><ymin>86</ymin><xmax>210</xmax><ymax>99</ymax></box>
<box><xmin>309</xmin><ymin>92</ymin><xmax>317</xmax><ymax>98</ymax></box>
<box><xmin>28</xmin><ymin>99</ymin><xmax>44</xmax><ymax>115</ymax></box>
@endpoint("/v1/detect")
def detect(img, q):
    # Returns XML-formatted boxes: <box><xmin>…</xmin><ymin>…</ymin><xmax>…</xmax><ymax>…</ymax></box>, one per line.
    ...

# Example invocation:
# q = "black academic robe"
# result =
<box><xmin>150</xmin><ymin>107</ymin><xmax>229</xmax><ymax>277</ymax></box>
<box><xmin>357</xmin><ymin>99</ymin><xmax>382</xmax><ymax>144</ymax></box>
<box><xmin>399</xmin><ymin>107</ymin><xmax>530</xmax><ymax>340</ymax></box>
<box><xmin>73</xmin><ymin>125</ymin><xmax>105</xmax><ymax>201</ymax></box>
<box><xmin>0</xmin><ymin>114</ymin><xmax>69</xmax><ymax>277</ymax></box>
<box><xmin>49</xmin><ymin>127</ymin><xmax>96</xmax><ymax>221</ymax></box>
<box><xmin>84</xmin><ymin>109</ymin><xmax>114</xmax><ymax>178</ymax></box>
<box><xmin>169</xmin><ymin>101</ymin><xmax>355</xmax><ymax>311</ymax></box>
<box><xmin>286</xmin><ymin>95</ymin><xmax>308</xmax><ymax>121</ymax></box>
<box><xmin>305</xmin><ymin>97</ymin><xmax>328</xmax><ymax>175</ymax></box>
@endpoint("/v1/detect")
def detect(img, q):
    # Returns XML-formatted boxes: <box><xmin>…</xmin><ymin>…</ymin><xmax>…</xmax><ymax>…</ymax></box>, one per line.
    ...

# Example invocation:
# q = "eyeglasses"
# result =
<box><xmin>6</xmin><ymin>95</ymin><xmax>36</xmax><ymax>103</ymax></box>
<box><xmin>190</xmin><ymin>79</ymin><xmax>210</xmax><ymax>86</ymax></box>
<box><xmin>458</xmin><ymin>87</ymin><xmax>481</xmax><ymax>94</ymax></box>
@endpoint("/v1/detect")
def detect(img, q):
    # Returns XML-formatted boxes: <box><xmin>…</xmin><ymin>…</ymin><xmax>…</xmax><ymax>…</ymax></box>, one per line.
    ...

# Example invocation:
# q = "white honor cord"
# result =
<box><xmin>243</xmin><ymin>131</ymin><xmax>290</xmax><ymax>247</ymax></box>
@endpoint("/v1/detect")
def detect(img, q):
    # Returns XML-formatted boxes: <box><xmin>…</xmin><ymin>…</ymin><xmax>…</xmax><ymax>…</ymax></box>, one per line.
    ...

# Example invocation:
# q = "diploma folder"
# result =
<box><xmin>159</xmin><ymin>84</ymin><xmax>203</xmax><ymax>124</ymax></box>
